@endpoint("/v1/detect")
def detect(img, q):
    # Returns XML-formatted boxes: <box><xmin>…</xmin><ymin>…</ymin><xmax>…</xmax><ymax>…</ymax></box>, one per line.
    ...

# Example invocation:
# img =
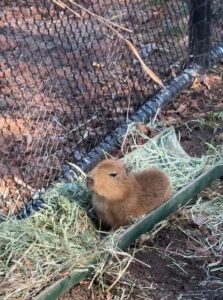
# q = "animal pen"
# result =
<box><xmin>0</xmin><ymin>0</ymin><xmax>222</xmax><ymax>214</ymax></box>
<box><xmin>0</xmin><ymin>0</ymin><xmax>223</xmax><ymax>299</ymax></box>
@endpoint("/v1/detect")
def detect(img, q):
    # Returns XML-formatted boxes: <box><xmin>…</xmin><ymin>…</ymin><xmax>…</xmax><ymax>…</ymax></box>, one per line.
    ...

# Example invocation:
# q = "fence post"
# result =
<box><xmin>189</xmin><ymin>0</ymin><xmax>212</xmax><ymax>68</ymax></box>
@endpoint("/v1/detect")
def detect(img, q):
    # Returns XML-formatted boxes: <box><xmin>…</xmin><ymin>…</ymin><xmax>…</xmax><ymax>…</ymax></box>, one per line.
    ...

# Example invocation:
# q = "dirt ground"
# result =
<box><xmin>60</xmin><ymin>64</ymin><xmax>223</xmax><ymax>299</ymax></box>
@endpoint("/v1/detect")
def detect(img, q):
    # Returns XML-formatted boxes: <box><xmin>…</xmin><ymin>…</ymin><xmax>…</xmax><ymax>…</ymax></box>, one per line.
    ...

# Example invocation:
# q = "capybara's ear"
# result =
<box><xmin>124</xmin><ymin>162</ymin><xmax>133</xmax><ymax>174</ymax></box>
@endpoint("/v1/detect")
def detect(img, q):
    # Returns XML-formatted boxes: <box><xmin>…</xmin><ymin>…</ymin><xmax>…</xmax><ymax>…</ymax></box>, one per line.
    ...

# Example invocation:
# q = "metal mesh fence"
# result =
<box><xmin>0</xmin><ymin>0</ymin><xmax>222</xmax><ymax>214</ymax></box>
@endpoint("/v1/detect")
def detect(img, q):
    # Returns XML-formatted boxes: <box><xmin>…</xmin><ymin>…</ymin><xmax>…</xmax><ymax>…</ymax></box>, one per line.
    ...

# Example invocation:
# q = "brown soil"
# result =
<box><xmin>128</xmin><ymin>224</ymin><xmax>223</xmax><ymax>300</ymax></box>
<box><xmin>163</xmin><ymin>68</ymin><xmax>223</xmax><ymax>157</ymax></box>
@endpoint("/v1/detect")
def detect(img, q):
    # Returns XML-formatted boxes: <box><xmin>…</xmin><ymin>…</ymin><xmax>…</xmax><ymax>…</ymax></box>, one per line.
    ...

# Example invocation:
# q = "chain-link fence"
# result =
<box><xmin>0</xmin><ymin>0</ymin><xmax>222</xmax><ymax>215</ymax></box>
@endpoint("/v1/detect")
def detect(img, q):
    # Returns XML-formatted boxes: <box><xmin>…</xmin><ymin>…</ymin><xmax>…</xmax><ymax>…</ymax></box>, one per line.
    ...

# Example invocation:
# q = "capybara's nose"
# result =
<box><xmin>86</xmin><ymin>176</ymin><xmax>94</xmax><ymax>189</ymax></box>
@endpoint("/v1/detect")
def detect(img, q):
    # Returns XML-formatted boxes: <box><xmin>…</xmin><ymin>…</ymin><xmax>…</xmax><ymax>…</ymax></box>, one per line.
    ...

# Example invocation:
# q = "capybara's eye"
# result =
<box><xmin>109</xmin><ymin>172</ymin><xmax>118</xmax><ymax>177</ymax></box>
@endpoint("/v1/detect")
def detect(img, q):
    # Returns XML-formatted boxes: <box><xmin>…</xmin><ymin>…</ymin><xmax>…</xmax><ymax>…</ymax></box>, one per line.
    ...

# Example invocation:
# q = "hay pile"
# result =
<box><xmin>0</xmin><ymin>127</ymin><xmax>222</xmax><ymax>299</ymax></box>
<box><xmin>0</xmin><ymin>182</ymin><xmax>102</xmax><ymax>299</ymax></box>
<box><xmin>122</xmin><ymin>127</ymin><xmax>222</xmax><ymax>191</ymax></box>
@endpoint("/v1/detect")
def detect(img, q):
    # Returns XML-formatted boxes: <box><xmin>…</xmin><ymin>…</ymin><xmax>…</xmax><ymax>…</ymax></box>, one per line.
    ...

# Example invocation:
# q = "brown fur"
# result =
<box><xmin>86</xmin><ymin>159</ymin><xmax>173</xmax><ymax>230</ymax></box>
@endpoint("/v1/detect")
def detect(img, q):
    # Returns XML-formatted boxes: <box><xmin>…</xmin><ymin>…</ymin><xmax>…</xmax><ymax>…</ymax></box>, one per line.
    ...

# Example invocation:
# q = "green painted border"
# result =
<box><xmin>36</xmin><ymin>162</ymin><xmax>223</xmax><ymax>300</ymax></box>
<box><xmin>36</xmin><ymin>266</ymin><xmax>95</xmax><ymax>300</ymax></box>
